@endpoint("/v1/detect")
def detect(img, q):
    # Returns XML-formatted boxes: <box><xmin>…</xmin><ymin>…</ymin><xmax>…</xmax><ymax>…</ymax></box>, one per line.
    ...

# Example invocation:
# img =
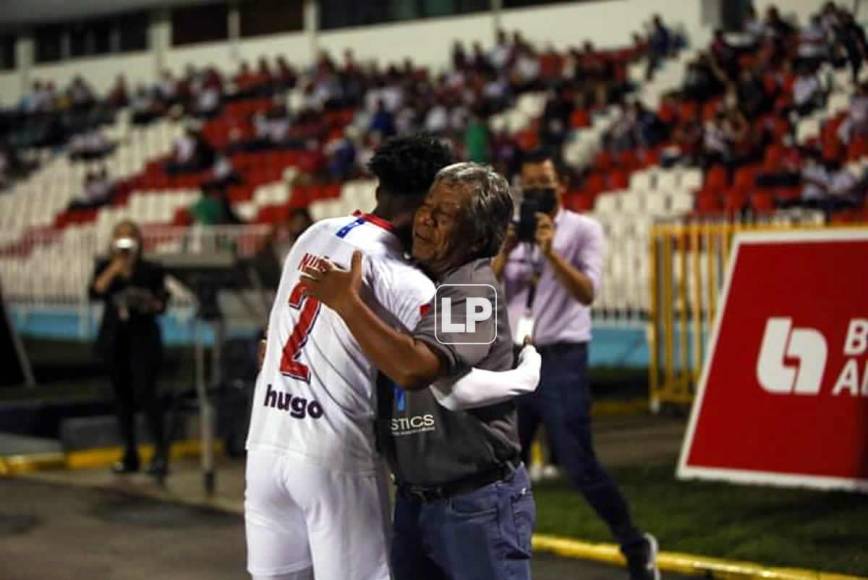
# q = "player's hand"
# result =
<box><xmin>299</xmin><ymin>250</ymin><xmax>363</xmax><ymax>316</ymax></box>
<box><xmin>500</xmin><ymin>223</ymin><xmax>519</xmax><ymax>256</ymax></box>
<box><xmin>258</xmin><ymin>339</ymin><xmax>267</xmax><ymax>370</ymax></box>
<box><xmin>535</xmin><ymin>212</ymin><xmax>555</xmax><ymax>256</ymax></box>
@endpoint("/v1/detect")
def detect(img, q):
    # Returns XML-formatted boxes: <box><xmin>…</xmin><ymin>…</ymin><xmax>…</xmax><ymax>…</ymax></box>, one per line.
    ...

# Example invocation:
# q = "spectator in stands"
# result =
<box><xmin>490</xmin><ymin>28</ymin><xmax>514</xmax><ymax>71</ymax></box>
<box><xmin>67</xmin><ymin>76</ymin><xmax>96</xmax><ymax>111</ymax></box>
<box><xmin>192</xmin><ymin>78</ymin><xmax>221</xmax><ymax>120</ymax></box>
<box><xmin>69</xmin><ymin>168</ymin><xmax>115</xmax><ymax>210</ymax></box>
<box><xmin>792</xmin><ymin>62</ymin><xmax>827</xmax><ymax>116</ymax></box>
<box><xmin>205</xmin><ymin>154</ymin><xmax>242</xmax><ymax>190</ymax></box>
<box><xmin>540</xmin><ymin>88</ymin><xmax>572</xmax><ymax>149</ymax></box>
<box><xmin>19</xmin><ymin>80</ymin><xmax>53</xmax><ymax>114</ymax></box>
<box><xmin>743</xmin><ymin>5</ymin><xmax>766</xmax><ymax>45</ymax></box>
<box><xmin>801</xmin><ymin>152</ymin><xmax>862</xmax><ymax>211</ymax></box>
<box><xmin>464</xmin><ymin>112</ymin><xmax>490</xmax><ymax>162</ymax></box>
<box><xmin>492</xmin><ymin>150</ymin><xmax>659</xmax><ymax>580</ymax></box>
<box><xmin>735</xmin><ymin>68</ymin><xmax>772</xmax><ymax>118</ymax></box>
<box><xmin>157</xmin><ymin>69</ymin><xmax>179</xmax><ymax>107</ymax></box>
<box><xmin>324</xmin><ymin>132</ymin><xmax>357</xmax><ymax>181</ymax></box>
<box><xmin>702</xmin><ymin>108</ymin><xmax>749</xmax><ymax>169</ymax></box>
<box><xmin>107</xmin><ymin>74</ymin><xmax>129</xmax><ymax>109</ymax></box>
<box><xmin>264</xmin><ymin>103</ymin><xmax>293</xmax><ymax>147</ymax></box>
<box><xmin>834</xmin><ymin>10</ymin><xmax>867</xmax><ymax>83</ymax></box>
<box><xmin>764</xmin><ymin>5</ymin><xmax>797</xmax><ymax>41</ymax></box>
<box><xmin>605</xmin><ymin>102</ymin><xmax>639</xmax><ymax>153</ymax></box>
<box><xmin>369</xmin><ymin>98</ymin><xmax>397</xmax><ymax>139</ymax></box>
<box><xmin>682</xmin><ymin>52</ymin><xmax>727</xmax><ymax>102</ymax></box>
<box><xmin>451</xmin><ymin>40</ymin><xmax>469</xmax><ymax>71</ymax></box>
<box><xmin>275</xmin><ymin>55</ymin><xmax>298</xmax><ymax>90</ymax></box>
<box><xmin>89</xmin><ymin>220</ymin><xmax>170</xmax><ymax>479</ymax></box>
<box><xmin>165</xmin><ymin>127</ymin><xmax>215</xmax><ymax>174</ymax></box>
<box><xmin>646</xmin><ymin>14</ymin><xmax>673</xmax><ymax>78</ymax></box>
<box><xmin>512</xmin><ymin>44</ymin><xmax>542</xmax><ymax>92</ymax></box>
<box><xmin>130</xmin><ymin>85</ymin><xmax>161</xmax><ymax>126</ymax></box>
<box><xmin>0</xmin><ymin>145</ymin><xmax>34</xmax><ymax>189</ymax></box>
<box><xmin>274</xmin><ymin>208</ymin><xmax>314</xmax><ymax>262</ymax></box>
<box><xmin>710</xmin><ymin>29</ymin><xmax>738</xmax><ymax>79</ymax></box>
<box><xmin>424</xmin><ymin>97</ymin><xmax>449</xmax><ymax>135</ymax></box>
<box><xmin>838</xmin><ymin>81</ymin><xmax>868</xmax><ymax>144</ymax></box>
<box><xmin>189</xmin><ymin>182</ymin><xmax>242</xmax><ymax>226</ymax></box>
<box><xmin>68</xmin><ymin>129</ymin><xmax>115</xmax><ymax>162</ymax></box>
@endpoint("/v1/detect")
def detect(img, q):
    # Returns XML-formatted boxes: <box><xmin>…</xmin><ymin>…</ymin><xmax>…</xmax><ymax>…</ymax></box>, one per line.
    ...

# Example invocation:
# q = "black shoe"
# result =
<box><xmin>111</xmin><ymin>459</ymin><xmax>140</xmax><ymax>474</ymax></box>
<box><xmin>625</xmin><ymin>533</ymin><xmax>661</xmax><ymax>580</ymax></box>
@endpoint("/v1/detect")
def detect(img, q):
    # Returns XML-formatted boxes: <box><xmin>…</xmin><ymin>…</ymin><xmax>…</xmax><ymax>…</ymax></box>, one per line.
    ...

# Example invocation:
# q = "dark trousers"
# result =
<box><xmin>392</xmin><ymin>465</ymin><xmax>535</xmax><ymax>580</ymax></box>
<box><xmin>516</xmin><ymin>343</ymin><xmax>645</xmax><ymax>555</ymax></box>
<box><xmin>108</xmin><ymin>334</ymin><xmax>167</xmax><ymax>463</ymax></box>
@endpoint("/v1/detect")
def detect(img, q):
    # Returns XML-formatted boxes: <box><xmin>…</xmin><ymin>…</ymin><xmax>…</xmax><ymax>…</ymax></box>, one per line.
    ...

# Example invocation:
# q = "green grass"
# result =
<box><xmin>533</xmin><ymin>462</ymin><xmax>868</xmax><ymax>576</ymax></box>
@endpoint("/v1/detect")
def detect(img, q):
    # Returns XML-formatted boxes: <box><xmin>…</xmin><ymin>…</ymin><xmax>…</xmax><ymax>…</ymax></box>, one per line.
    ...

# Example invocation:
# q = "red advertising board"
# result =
<box><xmin>678</xmin><ymin>229</ymin><xmax>868</xmax><ymax>492</ymax></box>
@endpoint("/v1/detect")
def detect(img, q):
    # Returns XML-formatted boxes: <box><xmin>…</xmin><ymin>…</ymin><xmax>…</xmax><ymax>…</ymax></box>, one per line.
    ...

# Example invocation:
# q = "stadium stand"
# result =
<box><xmin>0</xmin><ymin>2</ymin><xmax>865</xmax><ymax>321</ymax></box>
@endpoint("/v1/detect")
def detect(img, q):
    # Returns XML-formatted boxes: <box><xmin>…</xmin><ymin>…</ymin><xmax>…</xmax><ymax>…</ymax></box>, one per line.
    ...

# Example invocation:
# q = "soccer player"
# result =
<box><xmin>245</xmin><ymin>138</ymin><xmax>539</xmax><ymax>580</ymax></box>
<box><xmin>302</xmin><ymin>163</ymin><xmax>536</xmax><ymax>580</ymax></box>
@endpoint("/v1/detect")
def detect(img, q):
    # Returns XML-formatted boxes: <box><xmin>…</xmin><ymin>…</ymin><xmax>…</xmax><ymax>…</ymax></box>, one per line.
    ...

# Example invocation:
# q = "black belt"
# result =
<box><xmin>397</xmin><ymin>459</ymin><xmax>522</xmax><ymax>503</ymax></box>
<box><xmin>536</xmin><ymin>342</ymin><xmax>587</xmax><ymax>356</ymax></box>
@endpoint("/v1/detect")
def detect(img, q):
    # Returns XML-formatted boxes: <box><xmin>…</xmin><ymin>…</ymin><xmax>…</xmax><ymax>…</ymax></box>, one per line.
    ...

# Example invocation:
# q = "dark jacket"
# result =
<box><xmin>89</xmin><ymin>258</ymin><xmax>168</xmax><ymax>365</ymax></box>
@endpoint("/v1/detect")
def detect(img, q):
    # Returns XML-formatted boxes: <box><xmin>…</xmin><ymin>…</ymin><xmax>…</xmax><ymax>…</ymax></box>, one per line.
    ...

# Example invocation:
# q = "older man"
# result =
<box><xmin>302</xmin><ymin>162</ymin><xmax>535</xmax><ymax>580</ymax></box>
<box><xmin>247</xmin><ymin>139</ymin><xmax>538</xmax><ymax>580</ymax></box>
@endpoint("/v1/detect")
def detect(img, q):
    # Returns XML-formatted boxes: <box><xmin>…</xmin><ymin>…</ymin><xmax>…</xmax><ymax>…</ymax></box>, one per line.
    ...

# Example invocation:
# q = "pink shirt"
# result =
<box><xmin>503</xmin><ymin>209</ymin><xmax>605</xmax><ymax>345</ymax></box>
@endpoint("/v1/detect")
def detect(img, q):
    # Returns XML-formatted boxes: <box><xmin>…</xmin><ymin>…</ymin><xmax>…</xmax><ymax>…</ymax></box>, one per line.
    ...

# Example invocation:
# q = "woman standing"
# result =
<box><xmin>89</xmin><ymin>220</ymin><xmax>170</xmax><ymax>478</ymax></box>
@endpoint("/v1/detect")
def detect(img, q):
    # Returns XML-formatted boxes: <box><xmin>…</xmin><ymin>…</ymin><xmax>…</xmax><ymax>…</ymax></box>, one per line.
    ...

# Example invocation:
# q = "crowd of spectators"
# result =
<box><xmin>5</xmin><ymin>5</ymin><xmax>865</xmax><ymax>221</ymax></box>
<box><xmin>591</xmin><ymin>2</ymin><xmax>866</xmax><ymax>216</ymax></box>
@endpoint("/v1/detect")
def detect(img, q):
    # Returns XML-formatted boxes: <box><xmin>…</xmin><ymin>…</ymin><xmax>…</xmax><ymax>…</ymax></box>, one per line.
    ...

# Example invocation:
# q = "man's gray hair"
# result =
<box><xmin>434</xmin><ymin>162</ymin><xmax>514</xmax><ymax>260</ymax></box>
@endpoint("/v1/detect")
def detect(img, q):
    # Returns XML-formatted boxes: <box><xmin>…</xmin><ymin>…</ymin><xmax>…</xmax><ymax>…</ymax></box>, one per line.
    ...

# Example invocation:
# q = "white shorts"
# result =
<box><xmin>244</xmin><ymin>447</ymin><xmax>392</xmax><ymax>580</ymax></box>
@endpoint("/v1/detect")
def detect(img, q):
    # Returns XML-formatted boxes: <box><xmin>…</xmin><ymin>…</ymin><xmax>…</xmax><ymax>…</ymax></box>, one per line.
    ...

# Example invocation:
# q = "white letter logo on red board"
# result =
<box><xmin>756</xmin><ymin>317</ymin><xmax>827</xmax><ymax>395</ymax></box>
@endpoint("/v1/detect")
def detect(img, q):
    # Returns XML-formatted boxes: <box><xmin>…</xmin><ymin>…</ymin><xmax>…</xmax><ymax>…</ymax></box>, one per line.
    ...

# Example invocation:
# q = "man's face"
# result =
<box><xmin>521</xmin><ymin>160</ymin><xmax>563</xmax><ymax>215</ymax></box>
<box><xmin>412</xmin><ymin>181</ymin><xmax>468</xmax><ymax>275</ymax></box>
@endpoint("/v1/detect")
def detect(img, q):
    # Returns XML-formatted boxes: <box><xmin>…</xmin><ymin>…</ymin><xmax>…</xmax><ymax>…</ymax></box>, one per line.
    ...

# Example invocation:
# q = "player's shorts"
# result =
<box><xmin>244</xmin><ymin>447</ymin><xmax>392</xmax><ymax>580</ymax></box>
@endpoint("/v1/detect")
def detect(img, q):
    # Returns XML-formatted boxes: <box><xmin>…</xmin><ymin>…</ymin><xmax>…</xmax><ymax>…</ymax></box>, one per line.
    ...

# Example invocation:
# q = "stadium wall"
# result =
<box><xmin>1</xmin><ymin>0</ymin><xmax>711</xmax><ymax>104</ymax></box>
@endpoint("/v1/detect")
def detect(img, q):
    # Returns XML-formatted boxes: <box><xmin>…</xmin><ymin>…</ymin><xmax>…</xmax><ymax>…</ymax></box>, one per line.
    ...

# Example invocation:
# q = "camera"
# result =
<box><xmin>516</xmin><ymin>187</ymin><xmax>557</xmax><ymax>243</ymax></box>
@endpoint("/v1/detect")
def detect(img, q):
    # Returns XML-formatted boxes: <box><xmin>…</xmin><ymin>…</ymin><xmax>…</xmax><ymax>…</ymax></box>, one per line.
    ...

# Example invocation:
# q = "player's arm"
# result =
<box><xmin>299</xmin><ymin>251</ymin><xmax>445</xmax><ymax>390</ymax></box>
<box><xmin>431</xmin><ymin>343</ymin><xmax>541</xmax><ymax>411</ymax></box>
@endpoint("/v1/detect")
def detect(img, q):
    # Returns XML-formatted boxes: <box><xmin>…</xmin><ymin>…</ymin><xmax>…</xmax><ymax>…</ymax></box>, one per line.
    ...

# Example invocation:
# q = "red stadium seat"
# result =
<box><xmin>609</xmin><ymin>169</ymin><xmax>629</xmax><ymax>190</ymax></box>
<box><xmin>695</xmin><ymin>192</ymin><xmax>722</xmax><ymax>214</ymax></box>
<box><xmin>704</xmin><ymin>165</ymin><xmax>728</xmax><ymax>192</ymax></box>
<box><xmin>775</xmin><ymin>186</ymin><xmax>802</xmax><ymax>203</ymax></box>
<box><xmin>570</xmin><ymin>109</ymin><xmax>591</xmax><ymax>128</ymax></box>
<box><xmin>722</xmin><ymin>188</ymin><xmax>748</xmax><ymax>214</ymax></box>
<box><xmin>751</xmin><ymin>191</ymin><xmax>776</xmax><ymax>213</ymax></box>
<box><xmin>733</xmin><ymin>166</ymin><xmax>758</xmax><ymax>191</ymax></box>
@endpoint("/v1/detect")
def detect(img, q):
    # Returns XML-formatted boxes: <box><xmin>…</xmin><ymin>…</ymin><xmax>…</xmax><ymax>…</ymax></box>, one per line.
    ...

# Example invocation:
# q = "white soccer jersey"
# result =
<box><xmin>246</xmin><ymin>212</ymin><xmax>435</xmax><ymax>473</ymax></box>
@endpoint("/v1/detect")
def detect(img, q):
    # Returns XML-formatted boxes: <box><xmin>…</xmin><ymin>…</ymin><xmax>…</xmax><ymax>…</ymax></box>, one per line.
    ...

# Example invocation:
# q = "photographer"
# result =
<box><xmin>492</xmin><ymin>150</ymin><xmax>659</xmax><ymax>580</ymax></box>
<box><xmin>89</xmin><ymin>221</ymin><xmax>170</xmax><ymax>478</ymax></box>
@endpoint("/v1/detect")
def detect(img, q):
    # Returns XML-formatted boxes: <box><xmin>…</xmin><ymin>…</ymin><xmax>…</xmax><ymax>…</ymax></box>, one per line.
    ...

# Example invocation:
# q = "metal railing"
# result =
<box><xmin>646</xmin><ymin>211</ymin><xmax>859</xmax><ymax>409</ymax></box>
<box><xmin>0</xmin><ymin>224</ymin><xmax>273</xmax><ymax>308</ymax></box>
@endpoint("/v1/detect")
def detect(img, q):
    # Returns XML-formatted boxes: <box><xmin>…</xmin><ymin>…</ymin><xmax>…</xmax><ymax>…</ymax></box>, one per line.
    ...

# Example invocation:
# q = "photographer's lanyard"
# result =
<box><xmin>514</xmin><ymin>242</ymin><xmax>543</xmax><ymax>345</ymax></box>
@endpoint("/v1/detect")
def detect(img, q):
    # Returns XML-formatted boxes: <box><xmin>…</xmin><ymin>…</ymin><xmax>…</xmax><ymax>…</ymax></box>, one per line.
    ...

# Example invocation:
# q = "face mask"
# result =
<box><xmin>114</xmin><ymin>237</ymin><xmax>139</xmax><ymax>253</ymax></box>
<box><xmin>522</xmin><ymin>187</ymin><xmax>558</xmax><ymax>215</ymax></box>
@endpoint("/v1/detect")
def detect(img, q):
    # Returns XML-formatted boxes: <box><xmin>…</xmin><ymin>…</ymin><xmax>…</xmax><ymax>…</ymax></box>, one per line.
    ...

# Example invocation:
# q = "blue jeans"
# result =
<box><xmin>516</xmin><ymin>343</ymin><xmax>645</xmax><ymax>556</ymax></box>
<box><xmin>391</xmin><ymin>465</ymin><xmax>535</xmax><ymax>580</ymax></box>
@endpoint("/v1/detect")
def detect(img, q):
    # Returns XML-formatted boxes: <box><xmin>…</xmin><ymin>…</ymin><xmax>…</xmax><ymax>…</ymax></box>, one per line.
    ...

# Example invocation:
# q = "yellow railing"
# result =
<box><xmin>647</xmin><ymin>219</ymin><xmax>864</xmax><ymax>409</ymax></box>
